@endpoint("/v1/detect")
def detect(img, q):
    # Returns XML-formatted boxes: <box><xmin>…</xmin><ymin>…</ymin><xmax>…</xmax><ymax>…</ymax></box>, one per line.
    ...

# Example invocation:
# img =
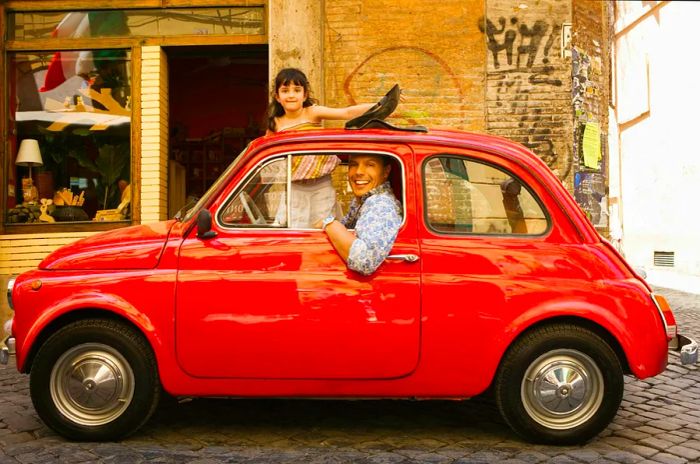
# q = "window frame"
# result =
<box><xmin>421</xmin><ymin>153</ymin><xmax>552</xmax><ymax>237</ymax></box>
<box><xmin>216</xmin><ymin>149</ymin><xmax>408</xmax><ymax>232</ymax></box>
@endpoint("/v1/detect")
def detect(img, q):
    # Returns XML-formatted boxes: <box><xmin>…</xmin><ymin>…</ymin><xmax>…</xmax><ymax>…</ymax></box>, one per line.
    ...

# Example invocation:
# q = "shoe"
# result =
<box><xmin>345</xmin><ymin>84</ymin><xmax>400</xmax><ymax>129</ymax></box>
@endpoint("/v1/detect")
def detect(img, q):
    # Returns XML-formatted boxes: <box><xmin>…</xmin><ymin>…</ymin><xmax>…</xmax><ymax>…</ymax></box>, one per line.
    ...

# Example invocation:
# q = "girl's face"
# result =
<box><xmin>275</xmin><ymin>81</ymin><xmax>307</xmax><ymax>113</ymax></box>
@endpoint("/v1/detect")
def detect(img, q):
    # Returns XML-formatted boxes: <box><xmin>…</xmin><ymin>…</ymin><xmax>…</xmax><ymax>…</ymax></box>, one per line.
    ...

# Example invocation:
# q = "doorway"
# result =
<box><xmin>166</xmin><ymin>45</ymin><xmax>268</xmax><ymax>215</ymax></box>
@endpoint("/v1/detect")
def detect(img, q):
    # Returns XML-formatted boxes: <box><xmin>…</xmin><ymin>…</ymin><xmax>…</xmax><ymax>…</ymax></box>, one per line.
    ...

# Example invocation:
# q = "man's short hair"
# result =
<box><xmin>348</xmin><ymin>153</ymin><xmax>390</xmax><ymax>166</ymax></box>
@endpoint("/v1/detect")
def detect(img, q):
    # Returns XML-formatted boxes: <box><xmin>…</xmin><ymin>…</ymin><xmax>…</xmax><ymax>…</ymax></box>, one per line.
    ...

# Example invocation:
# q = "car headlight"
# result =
<box><xmin>6</xmin><ymin>276</ymin><xmax>15</xmax><ymax>311</ymax></box>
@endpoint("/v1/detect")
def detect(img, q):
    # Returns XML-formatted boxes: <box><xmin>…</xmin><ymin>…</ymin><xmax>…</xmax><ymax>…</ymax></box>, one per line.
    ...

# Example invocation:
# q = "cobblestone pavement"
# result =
<box><xmin>1</xmin><ymin>287</ymin><xmax>698</xmax><ymax>463</ymax></box>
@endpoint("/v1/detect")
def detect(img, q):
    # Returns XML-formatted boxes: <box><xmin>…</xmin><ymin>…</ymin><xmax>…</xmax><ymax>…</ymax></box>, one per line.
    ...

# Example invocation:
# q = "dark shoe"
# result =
<box><xmin>345</xmin><ymin>84</ymin><xmax>400</xmax><ymax>129</ymax></box>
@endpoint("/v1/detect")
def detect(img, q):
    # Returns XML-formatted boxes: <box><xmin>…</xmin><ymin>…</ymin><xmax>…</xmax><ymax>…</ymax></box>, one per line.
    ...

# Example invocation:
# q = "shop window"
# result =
<box><xmin>423</xmin><ymin>156</ymin><xmax>548</xmax><ymax>235</ymax></box>
<box><xmin>7</xmin><ymin>50</ymin><xmax>132</xmax><ymax>225</ymax></box>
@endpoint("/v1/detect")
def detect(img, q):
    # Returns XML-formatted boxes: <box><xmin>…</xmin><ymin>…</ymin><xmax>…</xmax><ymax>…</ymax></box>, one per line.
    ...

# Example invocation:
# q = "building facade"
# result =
<box><xmin>610</xmin><ymin>1</ymin><xmax>700</xmax><ymax>286</ymax></box>
<box><xmin>0</xmin><ymin>0</ymin><xmax>610</xmax><ymax>310</ymax></box>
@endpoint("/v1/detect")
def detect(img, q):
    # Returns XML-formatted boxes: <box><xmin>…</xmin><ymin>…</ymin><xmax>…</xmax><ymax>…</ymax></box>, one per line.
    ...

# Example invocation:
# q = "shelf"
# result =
<box><xmin>170</xmin><ymin>127</ymin><xmax>263</xmax><ymax>197</ymax></box>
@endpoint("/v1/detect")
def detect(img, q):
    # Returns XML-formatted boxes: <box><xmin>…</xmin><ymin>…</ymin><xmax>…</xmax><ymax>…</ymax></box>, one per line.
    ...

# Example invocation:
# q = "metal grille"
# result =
<box><xmin>653</xmin><ymin>251</ymin><xmax>675</xmax><ymax>267</ymax></box>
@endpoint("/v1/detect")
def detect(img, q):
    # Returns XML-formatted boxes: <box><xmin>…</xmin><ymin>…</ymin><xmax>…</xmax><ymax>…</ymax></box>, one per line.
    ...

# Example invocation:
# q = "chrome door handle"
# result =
<box><xmin>386</xmin><ymin>254</ymin><xmax>420</xmax><ymax>263</ymax></box>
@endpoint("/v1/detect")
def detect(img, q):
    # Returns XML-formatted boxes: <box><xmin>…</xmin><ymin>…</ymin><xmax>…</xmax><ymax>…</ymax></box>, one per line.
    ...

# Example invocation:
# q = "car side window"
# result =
<box><xmin>220</xmin><ymin>152</ymin><xmax>404</xmax><ymax>229</ymax></box>
<box><xmin>423</xmin><ymin>156</ymin><xmax>547</xmax><ymax>235</ymax></box>
<box><xmin>220</xmin><ymin>157</ymin><xmax>287</xmax><ymax>227</ymax></box>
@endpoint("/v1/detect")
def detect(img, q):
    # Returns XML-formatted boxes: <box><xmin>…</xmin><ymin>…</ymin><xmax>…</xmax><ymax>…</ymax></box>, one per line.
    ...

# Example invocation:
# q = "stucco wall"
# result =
<box><xmin>269</xmin><ymin>0</ymin><xmax>324</xmax><ymax>101</ymax></box>
<box><xmin>613</xmin><ymin>2</ymin><xmax>700</xmax><ymax>277</ymax></box>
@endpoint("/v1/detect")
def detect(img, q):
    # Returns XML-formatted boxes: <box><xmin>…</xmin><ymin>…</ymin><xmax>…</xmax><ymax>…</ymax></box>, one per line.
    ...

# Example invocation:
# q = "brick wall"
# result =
<box><xmin>322</xmin><ymin>0</ymin><xmax>608</xmax><ymax>215</ymax></box>
<box><xmin>323</xmin><ymin>0</ymin><xmax>486</xmax><ymax>131</ymax></box>
<box><xmin>482</xmin><ymin>0</ymin><xmax>574</xmax><ymax>190</ymax></box>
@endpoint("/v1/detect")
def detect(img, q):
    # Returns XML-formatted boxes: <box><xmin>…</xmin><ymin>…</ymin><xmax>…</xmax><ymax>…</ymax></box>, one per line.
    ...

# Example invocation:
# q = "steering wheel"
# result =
<box><xmin>239</xmin><ymin>191</ymin><xmax>266</xmax><ymax>225</ymax></box>
<box><xmin>345</xmin><ymin>84</ymin><xmax>401</xmax><ymax>129</ymax></box>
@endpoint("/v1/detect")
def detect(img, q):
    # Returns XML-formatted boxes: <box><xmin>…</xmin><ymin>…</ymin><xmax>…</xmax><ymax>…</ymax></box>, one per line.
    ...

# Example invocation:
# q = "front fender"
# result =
<box><xmin>17</xmin><ymin>291</ymin><xmax>157</xmax><ymax>372</ymax></box>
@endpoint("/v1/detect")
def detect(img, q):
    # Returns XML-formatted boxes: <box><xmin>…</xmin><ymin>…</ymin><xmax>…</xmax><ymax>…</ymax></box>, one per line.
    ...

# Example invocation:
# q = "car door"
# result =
<box><xmin>415</xmin><ymin>147</ymin><xmax>583</xmax><ymax>394</ymax></box>
<box><xmin>175</xmin><ymin>144</ymin><xmax>421</xmax><ymax>379</ymax></box>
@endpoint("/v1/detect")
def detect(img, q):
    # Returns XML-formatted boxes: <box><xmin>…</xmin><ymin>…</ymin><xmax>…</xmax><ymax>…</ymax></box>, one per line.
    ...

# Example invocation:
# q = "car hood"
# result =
<box><xmin>39</xmin><ymin>220</ymin><xmax>177</xmax><ymax>271</ymax></box>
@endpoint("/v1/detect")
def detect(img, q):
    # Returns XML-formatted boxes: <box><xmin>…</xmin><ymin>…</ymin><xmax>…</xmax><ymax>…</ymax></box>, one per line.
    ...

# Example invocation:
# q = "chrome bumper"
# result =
<box><xmin>0</xmin><ymin>336</ymin><xmax>15</xmax><ymax>365</ymax></box>
<box><xmin>669</xmin><ymin>334</ymin><xmax>698</xmax><ymax>365</ymax></box>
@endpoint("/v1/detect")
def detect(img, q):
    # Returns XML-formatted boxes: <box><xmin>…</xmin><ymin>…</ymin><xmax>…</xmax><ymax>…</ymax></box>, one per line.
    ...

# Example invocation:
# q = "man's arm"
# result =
<box><xmin>325</xmin><ymin>196</ymin><xmax>401</xmax><ymax>275</ymax></box>
<box><xmin>323</xmin><ymin>220</ymin><xmax>355</xmax><ymax>262</ymax></box>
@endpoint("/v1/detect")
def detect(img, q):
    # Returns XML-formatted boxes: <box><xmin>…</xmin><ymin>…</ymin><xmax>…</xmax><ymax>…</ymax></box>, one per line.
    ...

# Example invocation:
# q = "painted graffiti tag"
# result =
<box><xmin>478</xmin><ymin>16</ymin><xmax>559</xmax><ymax>70</ymax></box>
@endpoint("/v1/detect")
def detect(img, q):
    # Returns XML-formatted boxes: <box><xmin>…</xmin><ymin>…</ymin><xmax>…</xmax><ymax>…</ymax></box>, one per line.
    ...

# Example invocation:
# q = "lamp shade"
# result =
<box><xmin>16</xmin><ymin>139</ymin><xmax>43</xmax><ymax>167</ymax></box>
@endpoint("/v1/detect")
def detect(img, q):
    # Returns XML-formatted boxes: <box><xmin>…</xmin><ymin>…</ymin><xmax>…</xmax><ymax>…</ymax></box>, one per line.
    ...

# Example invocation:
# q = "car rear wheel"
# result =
<box><xmin>30</xmin><ymin>319</ymin><xmax>160</xmax><ymax>441</ymax></box>
<box><xmin>494</xmin><ymin>323</ymin><xmax>623</xmax><ymax>444</ymax></box>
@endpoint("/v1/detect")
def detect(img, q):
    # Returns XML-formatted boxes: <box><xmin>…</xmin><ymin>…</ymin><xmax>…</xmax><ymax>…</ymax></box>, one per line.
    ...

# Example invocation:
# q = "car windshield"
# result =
<box><xmin>178</xmin><ymin>143</ymin><xmax>251</xmax><ymax>222</ymax></box>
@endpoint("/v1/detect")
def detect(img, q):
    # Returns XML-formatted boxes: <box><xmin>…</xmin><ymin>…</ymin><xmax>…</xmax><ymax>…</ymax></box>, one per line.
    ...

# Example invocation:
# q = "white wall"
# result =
<box><xmin>612</xmin><ymin>1</ymin><xmax>700</xmax><ymax>279</ymax></box>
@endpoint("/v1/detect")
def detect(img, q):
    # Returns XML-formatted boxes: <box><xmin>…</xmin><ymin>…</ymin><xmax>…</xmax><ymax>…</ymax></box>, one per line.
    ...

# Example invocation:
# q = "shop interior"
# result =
<box><xmin>167</xmin><ymin>45</ymin><xmax>268</xmax><ymax>216</ymax></box>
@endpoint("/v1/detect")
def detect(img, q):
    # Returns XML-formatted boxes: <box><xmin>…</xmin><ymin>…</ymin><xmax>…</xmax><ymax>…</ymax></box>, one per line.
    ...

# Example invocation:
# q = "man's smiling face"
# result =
<box><xmin>348</xmin><ymin>154</ymin><xmax>391</xmax><ymax>198</ymax></box>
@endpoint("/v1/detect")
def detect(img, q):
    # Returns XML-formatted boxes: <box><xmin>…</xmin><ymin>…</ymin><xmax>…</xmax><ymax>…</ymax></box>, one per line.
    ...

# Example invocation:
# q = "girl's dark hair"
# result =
<box><xmin>266</xmin><ymin>68</ymin><xmax>318</xmax><ymax>133</ymax></box>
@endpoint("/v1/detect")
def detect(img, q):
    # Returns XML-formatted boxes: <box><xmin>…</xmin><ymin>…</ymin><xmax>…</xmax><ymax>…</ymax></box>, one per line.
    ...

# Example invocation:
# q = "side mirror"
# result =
<box><xmin>196</xmin><ymin>210</ymin><xmax>217</xmax><ymax>240</ymax></box>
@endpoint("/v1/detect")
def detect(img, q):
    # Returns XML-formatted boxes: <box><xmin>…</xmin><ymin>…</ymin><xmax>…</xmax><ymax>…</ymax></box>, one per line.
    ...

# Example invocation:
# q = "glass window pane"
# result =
<box><xmin>7</xmin><ymin>50</ymin><xmax>132</xmax><ymax>225</ymax></box>
<box><xmin>220</xmin><ymin>158</ymin><xmax>287</xmax><ymax>228</ymax></box>
<box><xmin>285</xmin><ymin>154</ymin><xmax>343</xmax><ymax>229</ymax></box>
<box><xmin>424</xmin><ymin>156</ymin><xmax>547</xmax><ymax>235</ymax></box>
<box><xmin>9</xmin><ymin>8</ymin><xmax>265</xmax><ymax>40</ymax></box>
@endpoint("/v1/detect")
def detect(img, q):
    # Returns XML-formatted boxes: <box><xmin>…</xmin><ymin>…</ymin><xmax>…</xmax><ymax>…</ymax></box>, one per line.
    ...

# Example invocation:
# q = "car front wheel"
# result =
<box><xmin>30</xmin><ymin>319</ymin><xmax>160</xmax><ymax>441</ymax></box>
<box><xmin>494</xmin><ymin>323</ymin><xmax>624</xmax><ymax>445</ymax></box>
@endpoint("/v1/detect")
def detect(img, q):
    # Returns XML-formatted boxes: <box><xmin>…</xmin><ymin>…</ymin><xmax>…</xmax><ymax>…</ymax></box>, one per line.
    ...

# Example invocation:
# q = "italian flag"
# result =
<box><xmin>40</xmin><ymin>12</ymin><xmax>128</xmax><ymax>92</ymax></box>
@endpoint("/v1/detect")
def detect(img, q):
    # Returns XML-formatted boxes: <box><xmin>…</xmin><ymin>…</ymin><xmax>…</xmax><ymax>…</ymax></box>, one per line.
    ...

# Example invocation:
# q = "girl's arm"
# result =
<box><xmin>308</xmin><ymin>103</ymin><xmax>374</xmax><ymax>121</ymax></box>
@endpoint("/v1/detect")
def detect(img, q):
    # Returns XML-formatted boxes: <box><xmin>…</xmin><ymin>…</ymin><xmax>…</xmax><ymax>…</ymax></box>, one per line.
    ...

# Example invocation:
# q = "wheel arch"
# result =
<box><xmin>499</xmin><ymin>315</ymin><xmax>631</xmax><ymax>381</ymax></box>
<box><xmin>21</xmin><ymin>308</ymin><xmax>155</xmax><ymax>374</ymax></box>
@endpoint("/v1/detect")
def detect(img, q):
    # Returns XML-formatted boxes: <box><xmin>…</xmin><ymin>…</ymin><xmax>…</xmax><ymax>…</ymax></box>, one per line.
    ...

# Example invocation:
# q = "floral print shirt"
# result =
<box><xmin>341</xmin><ymin>181</ymin><xmax>402</xmax><ymax>275</ymax></box>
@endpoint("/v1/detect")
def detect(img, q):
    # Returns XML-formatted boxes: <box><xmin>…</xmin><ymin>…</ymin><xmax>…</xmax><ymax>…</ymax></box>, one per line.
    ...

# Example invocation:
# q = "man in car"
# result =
<box><xmin>317</xmin><ymin>153</ymin><xmax>402</xmax><ymax>275</ymax></box>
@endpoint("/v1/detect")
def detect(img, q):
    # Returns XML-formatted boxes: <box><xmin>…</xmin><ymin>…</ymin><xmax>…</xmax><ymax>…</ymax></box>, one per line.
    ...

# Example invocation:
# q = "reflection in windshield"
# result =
<box><xmin>180</xmin><ymin>144</ymin><xmax>251</xmax><ymax>222</ymax></box>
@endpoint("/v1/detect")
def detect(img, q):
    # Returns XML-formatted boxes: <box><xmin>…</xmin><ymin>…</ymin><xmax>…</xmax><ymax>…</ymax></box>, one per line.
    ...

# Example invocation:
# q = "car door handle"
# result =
<box><xmin>386</xmin><ymin>254</ymin><xmax>420</xmax><ymax>263</ymax></box>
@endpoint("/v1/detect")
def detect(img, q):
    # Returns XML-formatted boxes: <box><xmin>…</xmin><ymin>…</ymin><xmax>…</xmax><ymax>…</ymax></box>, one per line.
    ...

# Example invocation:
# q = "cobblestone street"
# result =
<box><xmin>1</xmin><ymin>287</ymin><xmax>698</xmax><ymax>464</ymax></box>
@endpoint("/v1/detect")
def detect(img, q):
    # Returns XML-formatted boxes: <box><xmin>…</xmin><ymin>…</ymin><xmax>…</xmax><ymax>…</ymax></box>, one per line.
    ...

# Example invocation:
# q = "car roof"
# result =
<box><xmin>249</xmin><ymin>127</ymin><xmax>548</xmax><ymax>173</ymax></box>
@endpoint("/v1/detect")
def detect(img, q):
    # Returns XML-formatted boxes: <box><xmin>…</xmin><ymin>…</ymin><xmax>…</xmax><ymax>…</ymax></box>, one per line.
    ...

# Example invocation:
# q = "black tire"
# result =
<box><xmin>30</xmin><ymin>318</ymin><xmax>161</xmax><ymax>441</ymax></box>
<box><xmin>494</xmin><ymin>323</ymin><xmax>623</xmax><ymax>445</ymax></box>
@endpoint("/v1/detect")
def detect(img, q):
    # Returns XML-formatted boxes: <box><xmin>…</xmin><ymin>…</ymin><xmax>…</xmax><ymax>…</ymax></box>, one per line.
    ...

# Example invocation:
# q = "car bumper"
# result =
<box><xmin>669</xmin><ymin>334</ymin><xmax>698</xmax><ymax>365</ymax></box>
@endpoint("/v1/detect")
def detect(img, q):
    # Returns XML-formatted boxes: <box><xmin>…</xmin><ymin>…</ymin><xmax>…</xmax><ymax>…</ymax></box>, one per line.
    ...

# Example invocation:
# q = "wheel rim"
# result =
<box><xmin>521</xmin><ymin>348</ymin><xmax>604</xmax><ymax>430</ymax></box>
<box><xmin>50</xmin><ymin>343</ymin><xmax>134</xmax><ymax>427</ymax></box>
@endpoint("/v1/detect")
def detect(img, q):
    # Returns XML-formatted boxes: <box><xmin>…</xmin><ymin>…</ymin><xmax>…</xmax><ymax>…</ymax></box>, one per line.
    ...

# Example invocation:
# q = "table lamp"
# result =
<box><xmin>16</xmin><ymin>139</ymin><xmax>43</xmax><ymax>204</ymax></box>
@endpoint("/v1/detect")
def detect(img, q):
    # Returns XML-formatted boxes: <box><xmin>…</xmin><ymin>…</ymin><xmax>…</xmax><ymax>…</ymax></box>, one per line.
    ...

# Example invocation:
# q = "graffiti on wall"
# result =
<box><xmin>479</xmin><ymin>17</ymin><xmax>557</xmax><ymax>70</ymax></box>
<box><xmin>479</xmin><ymin>15</ymin><xmax>570</xmax><ymax>181</ymax></box>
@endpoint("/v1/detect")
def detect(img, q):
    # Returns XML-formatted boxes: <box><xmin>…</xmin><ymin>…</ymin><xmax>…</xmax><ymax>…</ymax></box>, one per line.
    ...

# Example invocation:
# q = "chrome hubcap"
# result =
<box><xmin>50</xmin><ymin>343</ymin><xmax>134</xmax><ymax>426</ymax></box>
<box><xmin>521</xmin><ymin>349</ymin><xmax>604</xmax><ymax>430</ymax></box>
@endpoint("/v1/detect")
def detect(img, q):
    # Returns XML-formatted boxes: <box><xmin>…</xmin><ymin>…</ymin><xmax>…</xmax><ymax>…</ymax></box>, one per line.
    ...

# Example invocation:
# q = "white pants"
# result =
<box><xmin>275</xmin><ymin>175</ymin><xmax>341</xmax><ymax>228</ymax></box>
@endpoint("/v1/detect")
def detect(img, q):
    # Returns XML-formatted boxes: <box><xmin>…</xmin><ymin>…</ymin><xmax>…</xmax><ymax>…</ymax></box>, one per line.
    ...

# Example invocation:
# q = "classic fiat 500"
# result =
<box><xmin>2</xmin><ymin>120</ymin><xmax>697</xmax><ymax>444</ymax></box>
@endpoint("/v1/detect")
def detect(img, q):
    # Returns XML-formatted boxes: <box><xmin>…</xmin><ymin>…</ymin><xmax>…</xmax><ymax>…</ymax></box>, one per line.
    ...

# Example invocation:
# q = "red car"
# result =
<box><xmin>2</xmin><ymin>124</ymin><xmax>697</xmax><ymax>444</ymax></box>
